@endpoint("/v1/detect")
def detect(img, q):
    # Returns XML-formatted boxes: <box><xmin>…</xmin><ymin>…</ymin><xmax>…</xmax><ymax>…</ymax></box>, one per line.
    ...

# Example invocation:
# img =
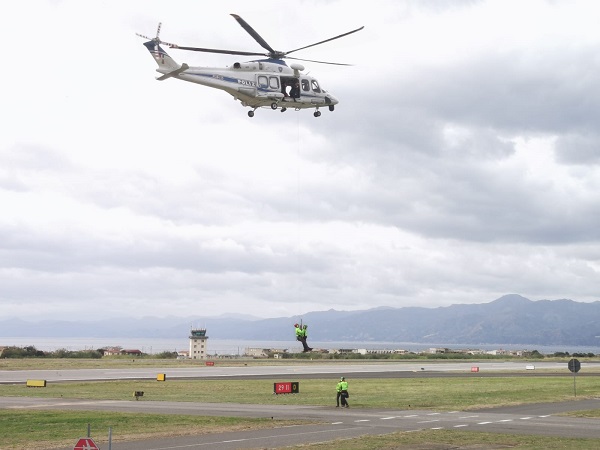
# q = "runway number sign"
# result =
<box><xmin>274</xmin><ymin>381</ymin><xmax>299</xmax><ymax>394</ymax></box>
<box><xmin>568</xmin><ymin>358</ymin><xmax>581</xmax><ymax>397</ymax></box>
<box><xmin>73</xmin><ymin>437</ymin><xmax>99</xmax><ymax>450</ymax></box>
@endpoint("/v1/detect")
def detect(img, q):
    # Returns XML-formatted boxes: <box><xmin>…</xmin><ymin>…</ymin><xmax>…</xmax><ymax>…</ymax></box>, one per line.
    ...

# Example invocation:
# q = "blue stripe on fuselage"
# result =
<box><xmin>186</xmin><ymin>72</ymin><xmax>322</xmax><ymax>99</ymax></box>
<box><xmin>189</xmin><ymin>72</ymin><xmax>250</xmax><ymax>86</ymax></box>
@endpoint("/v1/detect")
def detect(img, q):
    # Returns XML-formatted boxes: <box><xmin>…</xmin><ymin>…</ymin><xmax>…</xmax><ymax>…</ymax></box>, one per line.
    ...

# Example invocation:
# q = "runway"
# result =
<box><xmin>0</xmin><ymin>360</ymin><xmax>593</xmax><ymax>384</ymax></box>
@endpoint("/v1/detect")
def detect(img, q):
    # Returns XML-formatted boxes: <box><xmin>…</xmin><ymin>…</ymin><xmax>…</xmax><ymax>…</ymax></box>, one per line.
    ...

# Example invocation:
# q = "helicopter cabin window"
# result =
<box><xmin>258</xmin><ymin>76</ymin><xmax>279</xmax><ymax>90</ymax></box>
<box><xmin>258</xmin><ymin>76</ymin><xmax>269</xmax><ymax>89</ymax></box>
<box><xmin>301</xmin><ymin>79</ymin><xmax>310</xmax><ymax>92</ymax></box>
<box><xmin>311</xmin><ymin>80</ymin><xmax>321</xmax><ymax>93</ymax></box>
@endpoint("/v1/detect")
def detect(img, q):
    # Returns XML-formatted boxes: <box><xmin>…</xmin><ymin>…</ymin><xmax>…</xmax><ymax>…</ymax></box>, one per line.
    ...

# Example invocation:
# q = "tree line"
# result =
<box><xmin>0</xmin><ymin>346</ymin><xmax>178</xmax><ymax>359</ymax></box>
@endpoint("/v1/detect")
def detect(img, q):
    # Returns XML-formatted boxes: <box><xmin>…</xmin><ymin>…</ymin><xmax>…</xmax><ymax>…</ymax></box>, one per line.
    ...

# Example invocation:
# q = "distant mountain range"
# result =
<box><xmin>2</xmin><ymin>295</ymin><xmax>600</xmax><ymax>346</ymax></box>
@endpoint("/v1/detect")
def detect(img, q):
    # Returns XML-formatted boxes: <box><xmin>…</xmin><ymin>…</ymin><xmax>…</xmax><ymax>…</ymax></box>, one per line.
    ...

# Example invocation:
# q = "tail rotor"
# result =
<box><xmin>136</xmin><ymin>22</ymin><xmax>177</xmax><ymax>47</ymax></box>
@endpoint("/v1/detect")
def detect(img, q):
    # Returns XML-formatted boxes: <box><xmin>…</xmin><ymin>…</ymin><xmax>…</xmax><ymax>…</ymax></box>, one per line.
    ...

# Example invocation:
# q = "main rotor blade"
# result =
<box><xmin>285</xmin><ymin>26</ymin><xmax>364</xmax><ymax>56</ymax></box>
<box><xmin>230</xmin><ymin>14</ymin><xmax>277</xmax><ymax>55</ymax></box>
<box><xmin>286</xmin><ymin>55</ymin><xmax>353</xmax><ymax>66</ymax></box>
<box><xmin>168</xmin><ymin>44</ymin><xmax>267</xmax><ymax>57</ymax></box>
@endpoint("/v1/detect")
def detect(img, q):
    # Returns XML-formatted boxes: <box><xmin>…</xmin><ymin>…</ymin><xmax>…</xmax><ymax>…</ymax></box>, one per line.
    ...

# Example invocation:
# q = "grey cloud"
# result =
<box><xmin>399</xmin><ymin>49</ymin><xmax>600</xmax><ymax>134</ymax></box>
<box><xmin>555</xmin><ymin>133</ymin><xmax>600</xmax><ymax>165</ymax></box>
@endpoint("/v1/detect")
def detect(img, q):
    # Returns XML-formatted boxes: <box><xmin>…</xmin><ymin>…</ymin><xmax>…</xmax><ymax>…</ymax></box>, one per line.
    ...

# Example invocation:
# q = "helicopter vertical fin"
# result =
<box><xmin>143</xmin><ymin>41</ymin><xmax>179</xmax><ymax>70</ymax></box>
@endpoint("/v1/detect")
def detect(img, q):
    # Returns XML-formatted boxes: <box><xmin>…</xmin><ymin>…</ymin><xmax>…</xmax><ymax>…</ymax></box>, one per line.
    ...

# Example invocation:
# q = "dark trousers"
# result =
<box><xmin>336</xmin><ymin>391</ymin><xmax>342</xmax><ymax>406</ymax></box>
<box><xmin>297</xmin><ymin>337</ymin><xmax>310</xmax><ymax>351</ymax></box>
<box><xmin>340</xmin><ymin>390</ymin><xmax>348</xmax><ymax>406</ymax></box>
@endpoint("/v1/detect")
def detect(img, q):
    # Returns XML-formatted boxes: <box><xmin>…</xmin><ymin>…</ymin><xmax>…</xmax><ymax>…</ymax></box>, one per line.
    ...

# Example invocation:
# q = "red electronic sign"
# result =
<box><xmin>274</xmin><ymin>382</ymin><xmax>299</xmax><ymax>394</ymax></box>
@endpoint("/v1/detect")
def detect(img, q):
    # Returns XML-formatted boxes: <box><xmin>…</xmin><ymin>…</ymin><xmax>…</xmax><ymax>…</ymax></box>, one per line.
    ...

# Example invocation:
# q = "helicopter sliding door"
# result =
<box><xmin>254</xmin><ymin>74</ymin><xmax>285</xmax><ymax>106</ymax></box>
<box><xmin>257</xmin><ymin>75</ymin><xmax>281</xmax><ymax>93</ymax></box>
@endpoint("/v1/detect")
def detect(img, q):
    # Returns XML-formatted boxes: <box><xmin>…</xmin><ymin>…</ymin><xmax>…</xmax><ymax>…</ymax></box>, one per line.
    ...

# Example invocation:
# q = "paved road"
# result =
<box><xmin>1</xmin><ymin>361</ymin><xmax>593</xmax><ymax>384</ymax></box>
<box><xmin>3</xmin><ymin>396</ymin><xmax>600</xmax><ymax>449</ymax></box>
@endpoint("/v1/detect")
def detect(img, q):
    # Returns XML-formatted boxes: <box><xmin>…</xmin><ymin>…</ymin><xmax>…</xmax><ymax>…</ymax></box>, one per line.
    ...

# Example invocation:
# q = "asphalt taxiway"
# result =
<box><xmin>3</xmin><ymin>396</ymin><xmax>600</xmax><ymax>449</ymax></box>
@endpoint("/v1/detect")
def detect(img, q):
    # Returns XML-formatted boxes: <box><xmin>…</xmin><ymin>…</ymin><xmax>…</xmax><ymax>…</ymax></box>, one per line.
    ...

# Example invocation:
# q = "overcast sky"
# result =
<box><xmin>2</xmin><ymin>0</ymin><xmax>600</xmax><ymax>321</ymax></box>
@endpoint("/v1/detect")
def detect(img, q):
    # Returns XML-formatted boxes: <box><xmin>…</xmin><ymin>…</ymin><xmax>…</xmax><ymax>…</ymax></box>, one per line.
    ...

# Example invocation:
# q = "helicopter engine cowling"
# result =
<box><xmin>233</xmin><ymin>62</ymin><xmax>260</xmax><ymax>71</ymax></box>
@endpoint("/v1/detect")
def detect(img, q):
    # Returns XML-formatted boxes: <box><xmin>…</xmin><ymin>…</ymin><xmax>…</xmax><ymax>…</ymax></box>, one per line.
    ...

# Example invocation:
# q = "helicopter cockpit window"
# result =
<box><xmin>311</xmin><ymin>80</ymin><xmax>321</xmax><ymax>93</ymax></box>
<box><xmin>269</xmin><ymin>77</ymin><xmax>279</xmax><ymax>89</ymax></box>
<box><xmin>301</xmin><ymin>79</ymin><xmax>310</xmax><ymax>92</ymax></box>
<box><xmin>258</xmin><ymin>76</ymin><xmax>269</xmax><ymax>88</ymax></box>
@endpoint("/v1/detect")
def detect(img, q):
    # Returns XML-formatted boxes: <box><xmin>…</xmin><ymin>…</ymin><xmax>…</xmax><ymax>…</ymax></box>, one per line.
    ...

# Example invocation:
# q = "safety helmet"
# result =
<box><xmin>294</xmin><ymin>323</ymin><xmax>299</xmax><ymax>327</ymax></box>
<box><xmin>303</xmin><ymin>325</ymin><xmax>308</xmax><ymax>328</ymax></box>
<box><xmin>340</xmin><ymin>376</ymin><xmax>345</xmax><ymax>381</ymax></box>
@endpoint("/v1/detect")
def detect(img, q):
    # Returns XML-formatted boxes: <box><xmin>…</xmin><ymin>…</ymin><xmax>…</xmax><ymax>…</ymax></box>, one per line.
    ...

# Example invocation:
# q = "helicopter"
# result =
<box><xmin>138</xmin><ymin>14</ymin><xmax>363</xmax><ymax>117</ymax></box>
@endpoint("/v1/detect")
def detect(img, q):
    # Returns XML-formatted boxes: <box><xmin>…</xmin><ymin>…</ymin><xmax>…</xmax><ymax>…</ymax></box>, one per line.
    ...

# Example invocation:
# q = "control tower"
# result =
<box><xmin>189</xmin><ymin>328</ymin><xmax>209</xmax><ymax>359</ymax></box>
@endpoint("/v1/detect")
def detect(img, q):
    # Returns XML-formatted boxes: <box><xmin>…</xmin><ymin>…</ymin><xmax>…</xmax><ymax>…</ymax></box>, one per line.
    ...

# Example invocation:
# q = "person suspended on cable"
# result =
<box><xmin>293</xmin><ymin>323</ymin><xmax>311</xmax><ymax>352</ymax></box>
<box><xmin>300</xmin><ymin>324</ymin><xmax>312</xmax><ymax>352</ymax></box>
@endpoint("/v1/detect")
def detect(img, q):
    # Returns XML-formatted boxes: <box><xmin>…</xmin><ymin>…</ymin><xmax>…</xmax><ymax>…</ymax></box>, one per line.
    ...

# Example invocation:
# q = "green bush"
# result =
<box><xmin>154</xmin><ymin>351</ymin><xmax>178</xmax><ymax>359</ymax></box>
<box><xmin>1</xmin><ymin>346</ymin><xmax>45</xmax><ymax>358</ymax></box>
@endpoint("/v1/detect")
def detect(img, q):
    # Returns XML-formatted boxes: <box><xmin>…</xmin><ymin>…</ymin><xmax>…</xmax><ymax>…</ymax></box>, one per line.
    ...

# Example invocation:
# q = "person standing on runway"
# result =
<box><xmin>336</xmin><ymin>376</ymin><xmax>349</xmax><ymax>407</ymax></box>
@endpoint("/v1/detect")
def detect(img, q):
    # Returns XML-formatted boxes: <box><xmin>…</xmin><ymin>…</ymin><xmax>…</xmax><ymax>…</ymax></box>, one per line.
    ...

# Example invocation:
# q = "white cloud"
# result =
<box><xmin>2</xmin><ymin>0</ymin><xmax>600</xmax><ymax>321</ymax></box>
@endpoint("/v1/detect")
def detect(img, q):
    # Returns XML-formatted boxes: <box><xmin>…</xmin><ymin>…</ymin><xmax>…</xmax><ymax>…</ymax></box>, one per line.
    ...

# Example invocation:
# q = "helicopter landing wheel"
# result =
<box><xmin>271</xmin><ymin>102</ymin><xmax>278</xmax><ymax>110</ymax></box>
<box><xmin>248</xmin><ymin>110</ymin><xmax>255</xmax><ymax>118</ymax></box>
<box><xmin>281</xmin><ymin>107</ymin><xmax>287</xmax><ymax>112</ymax></box>
<box><xmin>314</xmin><ymin>110</ymin><xmax>321</xmax><ymax>117</ymax></box>
<box><xmin>329</xmin><ymin>105</ymin><xmax>335</xmax><ymax>112</ymax></box>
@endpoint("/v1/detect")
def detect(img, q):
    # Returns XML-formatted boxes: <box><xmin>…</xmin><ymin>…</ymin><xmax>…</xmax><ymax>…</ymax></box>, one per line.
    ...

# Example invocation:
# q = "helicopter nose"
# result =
<box><xmin>325</xmin><ymin>94</ymin><xmax>339</xmax><ymax>105</ymax></box>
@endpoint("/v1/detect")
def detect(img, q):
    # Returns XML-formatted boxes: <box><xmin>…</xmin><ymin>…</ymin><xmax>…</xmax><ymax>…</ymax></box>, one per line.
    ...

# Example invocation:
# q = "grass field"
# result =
<box><xmin>0</xmin><ymin>410</ymin><xmax>305</xmax><ymax>449</ymax></box>
<box><xmin>0</xmin><ymin>357</ymin><xmax>314</xmax><ymax>371</ymax></box>
<box><xmin>293</xmin><ymin>430</ymin><xmax>600</xmax><ymax>449</ymax></box>
<box><xmin>2</xmin><ymin>375</ymin><xmax>599</xmax><ymax>410</ymax></box>
<box><xmin>1</xmin><ymin>359</ymin><xmax>599</xmax><ymax>449</ymax></box>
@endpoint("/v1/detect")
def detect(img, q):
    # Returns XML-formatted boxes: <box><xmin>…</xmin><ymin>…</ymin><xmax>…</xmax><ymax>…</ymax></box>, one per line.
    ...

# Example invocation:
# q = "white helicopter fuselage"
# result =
<box><xmin>144</xmin><ymin>41</ymin><xmax>339</xmax><ymax>117</ymax></box>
